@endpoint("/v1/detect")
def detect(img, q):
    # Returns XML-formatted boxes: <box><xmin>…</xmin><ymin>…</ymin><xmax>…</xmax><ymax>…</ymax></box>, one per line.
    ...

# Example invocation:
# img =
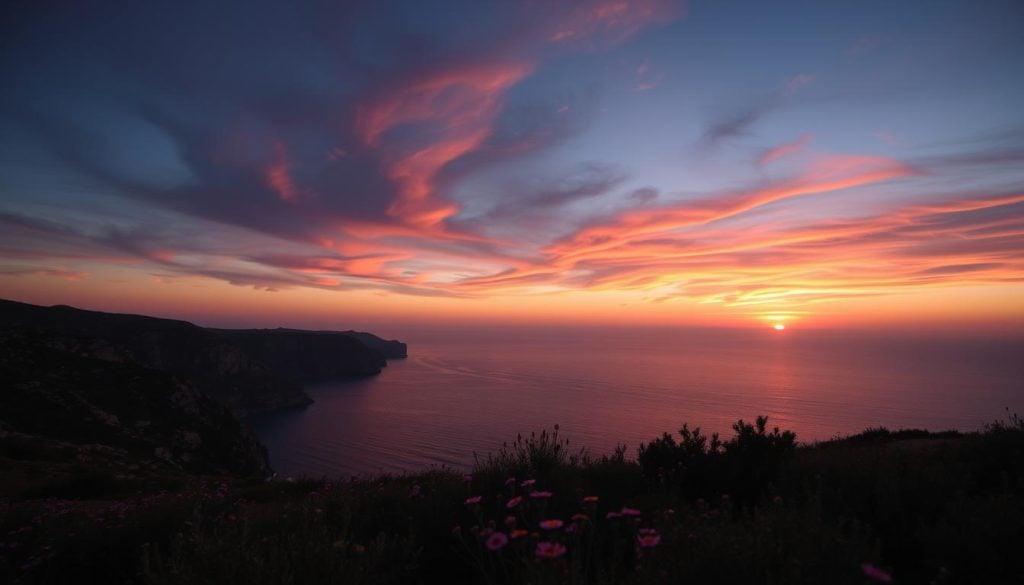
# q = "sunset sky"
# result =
<box><xmin>2</xmin><ymin>0</ymin><xmax>1023</xmax><ymax>332</ymax></box>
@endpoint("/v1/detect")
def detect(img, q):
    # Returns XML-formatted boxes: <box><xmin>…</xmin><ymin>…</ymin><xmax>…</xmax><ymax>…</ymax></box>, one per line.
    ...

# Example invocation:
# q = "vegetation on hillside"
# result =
<box><xmin>2</xmin><ymin>414</ymin><xmax>1022</xmax><ymax>584</ymax></box>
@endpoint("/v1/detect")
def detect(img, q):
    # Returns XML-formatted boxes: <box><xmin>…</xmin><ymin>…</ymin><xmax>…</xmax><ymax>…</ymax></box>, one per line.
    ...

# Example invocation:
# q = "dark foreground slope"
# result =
<box><xmin>0</xmin><ymin>332</ymin><xmax>271</xmax><ymax>485</ymax></box>
<box><xmin>2</xmin><ymin>417</ymin><xmax>1021</xmax><ymax>585</ymax></box>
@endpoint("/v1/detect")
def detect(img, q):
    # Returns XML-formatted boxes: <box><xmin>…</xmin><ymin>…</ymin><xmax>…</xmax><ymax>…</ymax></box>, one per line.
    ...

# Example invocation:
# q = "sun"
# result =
<box><xmin>773</xmin><ymin>323</ymin><xmax>786</xmax><ymax>331</ymax></box>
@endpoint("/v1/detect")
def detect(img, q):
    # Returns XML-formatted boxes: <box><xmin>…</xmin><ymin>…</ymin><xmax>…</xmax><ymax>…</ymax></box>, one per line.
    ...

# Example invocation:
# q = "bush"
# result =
<box><xmin>638</xmin><ymin>416</ymin><xmax>795</xmax><ymax>505</ymax></box>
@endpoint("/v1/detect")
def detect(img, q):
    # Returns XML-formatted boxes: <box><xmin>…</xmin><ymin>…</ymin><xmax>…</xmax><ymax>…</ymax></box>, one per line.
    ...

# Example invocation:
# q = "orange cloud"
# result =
<box><xmin>545</xmin><ymin>154</ymin><xmax>920</xmax><ymax>262</ymax></box>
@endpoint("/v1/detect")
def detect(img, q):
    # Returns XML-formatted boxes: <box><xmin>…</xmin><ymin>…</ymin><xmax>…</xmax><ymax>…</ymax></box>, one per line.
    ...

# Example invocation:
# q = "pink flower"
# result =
<box><xmin>571</xmin><ymin>513</ymin><xmax>589</xmax><ymax>522</ymax></box>
<box><xmin>504</xmin><ymin>515</ymin><xmax>517</xmax><ymax>527</ymax></box>
<box><xmin>530</xmin><ymin>491</ymin><xmax>553</xmax><ymax>499</ymax></box>
<box><xmin>539</xmin><ymin>519</ymin><xmax>564</xmax><ymax>530</ymax></box>
<box><xmin>465</xmin><ymin>496</ymin><xmax>482</xmax><ymax>505</ymax></box>
<box><xmin>861</xmin><ymin>563</ymin><xmax>892</xmax><ymax>583</ymax></box>
<box><xmin>620</xmin><ymin>507</ymin><xmax>641</xmax><ymax>517</ymax></box>
<box><xmin>521</xmin><ymin>479</ymin><xmax>536</xmax><ymax>488</ymax></box>
<box><xmin>583</xmin><ymin>495</ymin><xmax>599</xmax><ymax>503</ymax></box>
<box><xmin>506</xmin><ymin>496</ymin><xmax>523</xmax><ymax>509</ymax></box>
<box><xmin>637</xmin><ymin>528</ymin><xmax>661</xmax><ymax>548</ymax></box>
<box><xmin>504</xmin><ymin>477</ymin><xmax>516</xmax><ymax>486</ymax></box>
<box><xmin>510</xmin><ymin>529</ymin><xmax>528</xmax><ymax>539</ymax></box>
<box><xmin>535</xmin><ymin>541</ymin><xmax>567</xmax><ymax>559</ymax></box>
<box><xmin>485</xmin><ymin>532</ymin><xmax>509</xmax><ymax>551</ymax></box>
<box><xmin>605</xmin><ymin>511</ymin><xmax>622</xmax><ymax>519</ymax></box>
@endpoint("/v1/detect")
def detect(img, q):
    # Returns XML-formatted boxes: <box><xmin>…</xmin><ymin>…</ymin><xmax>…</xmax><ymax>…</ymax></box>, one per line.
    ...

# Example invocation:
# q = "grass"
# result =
<box><xmin>2</xmin><ymin>414</ymin><xmax>1022</xmax><ymax>584</ymax></box>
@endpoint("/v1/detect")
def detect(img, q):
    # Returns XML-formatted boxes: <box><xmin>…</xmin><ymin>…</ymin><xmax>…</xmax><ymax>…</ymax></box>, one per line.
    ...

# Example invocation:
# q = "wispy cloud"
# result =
<box><xmin>701</xmin><ymin>74</ymin><xmax>811</xmax><ymax>149</ymax></box>
<box><xmin>844</xmin><ymin>36</ymin><xmax>886</xmax><ymax>57</ymax></box>
<box><xmin>757</xmin><ymin>134</ymin><xmax>813</xmax><ymax>166</ymax></box>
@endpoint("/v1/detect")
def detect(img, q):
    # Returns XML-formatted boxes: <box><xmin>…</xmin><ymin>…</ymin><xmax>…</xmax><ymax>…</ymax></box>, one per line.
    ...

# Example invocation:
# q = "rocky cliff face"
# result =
<box><xmin>0</xmin><ymin>300</ymin><xmax>311</xmax><ymax>416</ymax></box>
<box><xmin>339</xmin><ymin>330</ymin><xmax>408</xmax><ymax>358</ymax></box>
<box><xmin>0</xmin><ymin>299</ymin><xmax>411</xmax><ymax>485</ymax></box>
<box><xmin>210</xmin><ymin>329</ymin><xmax>388</xmax><ymax>383</ymax></box>
<box><xmin>0</xmin><ymin>331</ymin><xmax>271</xmax><ymax>478</ymax></box>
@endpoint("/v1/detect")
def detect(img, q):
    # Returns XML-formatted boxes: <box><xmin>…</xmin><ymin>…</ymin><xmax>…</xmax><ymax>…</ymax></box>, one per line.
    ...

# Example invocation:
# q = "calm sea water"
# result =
<box><xmin>250</xmin><ymin>326</ymin><xmax>1024</xmax><ymax>478</ymax></box>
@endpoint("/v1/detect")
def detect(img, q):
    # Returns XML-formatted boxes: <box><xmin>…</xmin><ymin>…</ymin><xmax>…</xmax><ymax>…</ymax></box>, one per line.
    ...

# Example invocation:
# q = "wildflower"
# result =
<box><xmin>571</xmin><ymin>513</ymin><xmax>589</xmax><ymax>522</ymax></box>
<box><xmin>521</xmin><ymin>479</ymin><xmax>536</xmax><ymax>488</ymax></box>
<box><xmin>606</xmin><ymin>511</ymin><xmax>622</xmax><ymax>519</ymax></box>
<box><xmin>583</xmin><ymin>495</ymin><xmax>599</xmax><ymax>503</ymax></box>
<box><xmin>485</xmin><ymin>532</ymin><xmax>509</xmax><ymax>551</ymax></box>
<box><xmin>620</xmin><ymin>507</ymin><xmax>641</xmax><ymax>517</ymax></box>
<box><xmin>861</xmin><ymin>563</ymin><xmax>893</xmax><ymax>583</ymax></box>
<box><xmin>465</xmin><ymin>496</ymin><xmax>482</xmax><ymax>505</ymax></box>
<box><xmin>510</xmin><ymin>529</ymin><xmax>529</xmax><ymax>539</ymax></box>
<box><xmin>637</xmin><ymin>528</ymin><xmax>661</xmax><ymax>548</ymax></box>
<box><xmin>539</xmin><ymin>519</ymin><xmax>564</xmax><ymax>530</ymax></box>
<box><xmin>506</xmin><ymin>496</ymin><xmax>523</xmax><ymax>508</ymax></box>
<box><xmin>565</xmin><ymin>523</ymin><xmax>578</xmax><ymax>534</ymax></box>
<box><xmin>530</xmin><ymin>491</ymin><xmax>553</xmax><ymax>499</ymax></box>
<box><xmin>504</xmin><ymin>477</ymin><xmax>516</xmax><ymax>486</ymax></box>
<box><xmin>535</xmin><ymin>541</ymin><xmax>567</xmax><ymax>559</ymax></box>
<box><xmin>504</xmin><ymin>515</ymin><xmax>517</xmax><ymax>527</ymax></box>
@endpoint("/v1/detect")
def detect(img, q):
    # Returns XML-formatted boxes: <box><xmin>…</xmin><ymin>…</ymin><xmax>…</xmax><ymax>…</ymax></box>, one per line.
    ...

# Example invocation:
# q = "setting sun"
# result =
<box><xmin>774</xmin><ymin>324</ymin><xmax>786</xmax><ymax>331</ymax></box>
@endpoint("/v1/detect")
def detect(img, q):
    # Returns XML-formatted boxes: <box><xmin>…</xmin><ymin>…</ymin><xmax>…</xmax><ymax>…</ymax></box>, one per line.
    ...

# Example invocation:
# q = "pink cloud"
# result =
<box><xmin>757</xmin><ymin>134</ymin><xmax>813</xmax><ymax>166</ymax></box>
<box><xmin>547</xmin><ymin>0</ymin><xmax>684</xmax><ymax>48</ymax></box>
<box><xmin>264</xmin><ymin>142</ymin><xmax>303</xmax><ymax>203</ymax></box>
<box><xmin>356</xmin><ymin>62</ymin><xmax>532</xmax><ymax>228</ymax></box>
<box><xmin>545</xmin><ymin>154</ymin><xmax>920</xmax><ymax>261</ymax></box>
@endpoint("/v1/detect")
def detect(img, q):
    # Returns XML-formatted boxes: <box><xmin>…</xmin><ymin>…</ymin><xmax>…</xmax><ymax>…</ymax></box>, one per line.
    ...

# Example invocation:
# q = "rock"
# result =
<box><xmin>0</xmin><ymin>332</ymin><xmax>271</xmax><ymax>477</ymax></box>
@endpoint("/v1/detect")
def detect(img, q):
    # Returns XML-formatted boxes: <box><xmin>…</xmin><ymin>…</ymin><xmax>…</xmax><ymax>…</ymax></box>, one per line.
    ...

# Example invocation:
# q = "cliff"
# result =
<box><xmin>0</xmin><ymin>300</ymin><xmax>311</xmax><ymax>416</ymax></box>
<box><xmin>0</xmin><ymin>300</ymin><xmax>408</xmax><ymax>417</ymax></box>
<box><xmin>210</xmin><ymin>328</ymin><xmax>389</xmax><ymax>383</ymax></box>
<box><xmin>0</xmin><ymin>331</ymin><xmax>271</xmax><ymax>478</ymax></box>
<box><xmin>339</xmin><ymin>330</ymin><xmax>408</xmax><ymax>358</ymax></box>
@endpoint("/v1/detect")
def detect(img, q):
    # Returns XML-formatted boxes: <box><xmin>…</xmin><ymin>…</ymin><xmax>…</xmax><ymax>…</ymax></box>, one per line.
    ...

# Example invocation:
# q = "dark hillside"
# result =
<box><xmin>0</xmin><ymin>331</ymin><xmax>271</xmax><ymax>485</ymax></box>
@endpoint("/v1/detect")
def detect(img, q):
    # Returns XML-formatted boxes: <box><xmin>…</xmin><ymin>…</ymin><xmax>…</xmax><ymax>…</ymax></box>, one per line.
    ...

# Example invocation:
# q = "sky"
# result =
<box><xmin>1</xmin><ymin>0</ymin><xmax>1023</xmax><ymax>333</ymax></box>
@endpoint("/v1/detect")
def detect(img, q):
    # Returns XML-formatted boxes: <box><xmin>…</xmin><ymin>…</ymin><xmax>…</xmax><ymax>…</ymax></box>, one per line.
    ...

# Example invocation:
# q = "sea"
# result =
<box><xmin>250</xmin><ymin>325</ymin><xmax>1024</xmax><ymax>478</ymax></box>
